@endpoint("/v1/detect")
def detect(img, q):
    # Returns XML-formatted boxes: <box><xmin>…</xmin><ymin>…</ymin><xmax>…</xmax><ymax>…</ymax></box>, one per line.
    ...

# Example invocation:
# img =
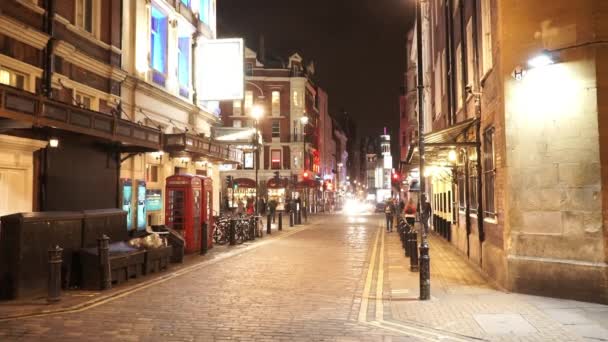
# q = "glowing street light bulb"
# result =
<box><xmin>300</xmin><ymin>115</ymin><xmax>309</xmax><ymax>125</ymax></box>
<box><xmin>251</xmin><ymin>105</ymin><xmax>264</xmax><ymax>120</ymax></box>
<box><xmin>448</xmin><ymin>150</ymin><xmax>457</xmax><ymax>162</ymax></box>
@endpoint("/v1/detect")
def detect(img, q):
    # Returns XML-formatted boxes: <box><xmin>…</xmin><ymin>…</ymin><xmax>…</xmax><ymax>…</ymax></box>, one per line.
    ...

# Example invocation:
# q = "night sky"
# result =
<box><xmin>218</xmin><ymin>0</ymin><xmax>415</xmax><ymax>152</ymax></box>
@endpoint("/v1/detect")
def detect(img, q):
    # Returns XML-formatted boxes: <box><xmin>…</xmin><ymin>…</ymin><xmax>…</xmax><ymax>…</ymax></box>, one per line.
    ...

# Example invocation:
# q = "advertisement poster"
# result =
<box><xmin>136</xmin><ymin>180</ymin><xmax>147</xmax><ymax>231</ymax></box>
<box><xmin>122</xmin><ymin>179</ymin><xmax>133</xmax><ymax>230</ymax></box>
<box><xmin>146</xmin><ymin>189</ymin><xmax>163</xmax><ymax>212</ymax></box>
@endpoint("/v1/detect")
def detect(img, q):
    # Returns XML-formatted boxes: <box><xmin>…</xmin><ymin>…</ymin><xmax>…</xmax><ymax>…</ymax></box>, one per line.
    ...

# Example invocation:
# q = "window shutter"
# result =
<box><xmin>283</xmin><ymin>146</ymin><xmax>290</xmax><ymax>169</ymax></box>
<box><xmin>264</xmin><ymin>146</ymin><xmax>270</xmax><ymax>170</ymax></box>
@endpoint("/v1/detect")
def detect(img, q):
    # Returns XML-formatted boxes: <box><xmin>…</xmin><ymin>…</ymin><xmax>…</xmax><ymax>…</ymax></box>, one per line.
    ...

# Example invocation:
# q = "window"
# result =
<box><xmin>76</xmin><ymin>0</ymin><xmax>93</xmax><ymax>34</ymax></box>
<box><xmin>151</xmin><ymin>6</ymin><xmax>168</xmax><ymax>85</ymax></box>
<box><xmin>469</xmin><ymin>163</ymin><xmax>478</xmax><ymax>214</ymax></box>
<box><xmin>456</xmin><ymin>44</ymin><xmax>463</xmax><ymax>110</ymax></box>
<box><xmin>483</xmin><ymin>128</ymin><xmax>496</xmax><ymax>218</ymax></box>
<box><xmin>244</xmin><ymin>152</ymin><xmax>254</xmax><ymax>169</ymax></box>
<box><xmin>271</xmin><ymin>150</ymin><xmax>281</xmax><ymax>170</ymax></box>
<box><xmin>146</xmin><ymin>165</ymin><xmax>159</xmax><ymax>183</ymax></box>
<box><xmin>466</xmin><ymin>19</ymin><xmax>474</xmax><ymax>86</ymax></box>
<box><xmin>458</xmin><ymin>169</ymin><xmax>466</xmax><ymax>211</ymax></box>
<box><xmin>244</xmin><ymin>91</ymin><xmax>253</xmax><ymax>115</ymax></box>
<box><xmin>245</xmin><ymin>63</ymin><xmax>253</xmax><ymax>76</ymax></box>
<box><xmin>481</xmin><ymin>0</ymin><xmax>493</xmax><ymax>76</ymax></box>
<box><xmin>271</xmin><ymin>91</ymin><xmax>280</xmax><ymax>116</ymax></box>
<box><xmin>177</xmin><ymin>34</ymin><xmax>191</xmax><ymax>98</ymax></box>
<box><xmin>75</xmin><ymin>92</ymin><xmax>92</xmax><ymax>109</ymax></box>
<box><xmin>434</xmin><ymin>56</ymin><xmax>441</xmax><ymax>117</ymax></box>
<box><xmin>292</xmin><ymin>90</ymin><xmax>302</xmax><ymax>107</ymax></box>
<box><xmin>181</xmin><ymin>0</ymin><xmax>191</xmax><ymax>7</ymax></box>
<box><xmin>0</xmin><ymin>67</ymin><xmax>26</xmax><ymax>90</ymax></box>
<box><xmin>272</xmin><ymin>120</ymin><xmax>280</xmax><ymax>138</ymax></box>
<box><xmin>199</xmin><ymin>0</ymin><xmax>210</xmax><ymax>24</ymax></box>
<box><xmin>233</xmin><ymin>100</ymin><xmax>242</xmax><ymax>115</ymax></box>
<box><xmin>233</xmin><ymin>120</ymin><xmax>242</xmax><ymax>128</ymax></box>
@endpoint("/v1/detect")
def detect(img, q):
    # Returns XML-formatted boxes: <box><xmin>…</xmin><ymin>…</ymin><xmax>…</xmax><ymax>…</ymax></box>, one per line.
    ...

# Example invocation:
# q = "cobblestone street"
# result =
<box><xmin>0</xmin><ymin>214</ymin><xmax>419</xmax><ymax>342</ymax></box>
<box><xmin>1</xmin><ymin>213</ymin><xmax>607</xmax><ymax>342</ymax></box>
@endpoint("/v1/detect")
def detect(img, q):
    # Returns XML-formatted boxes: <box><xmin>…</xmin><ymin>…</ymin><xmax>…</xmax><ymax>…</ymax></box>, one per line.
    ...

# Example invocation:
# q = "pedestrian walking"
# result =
<box><xmin>385</xmin><ymin>199</ymin><xmax>396</xmax><ymax>232</ymax></box>
<box><xmin>404</xmin><ymin>198</ymin><xmax>417</xmax><ymax>226</ymax></box>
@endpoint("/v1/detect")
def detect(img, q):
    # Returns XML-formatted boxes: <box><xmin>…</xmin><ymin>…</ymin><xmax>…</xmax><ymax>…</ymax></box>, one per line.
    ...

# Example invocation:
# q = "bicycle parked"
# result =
<box><xmin>213</xmin><ymin>213</ymin><xmax>262</xmax><ymax>245</ymax></box>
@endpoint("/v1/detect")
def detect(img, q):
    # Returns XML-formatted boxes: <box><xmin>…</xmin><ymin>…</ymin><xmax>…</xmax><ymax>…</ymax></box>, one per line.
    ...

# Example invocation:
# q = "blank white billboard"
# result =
<box><xmin>199</xmin><ymin>38</ymin><xmax>244</xmax><ymax>101</ymax></box>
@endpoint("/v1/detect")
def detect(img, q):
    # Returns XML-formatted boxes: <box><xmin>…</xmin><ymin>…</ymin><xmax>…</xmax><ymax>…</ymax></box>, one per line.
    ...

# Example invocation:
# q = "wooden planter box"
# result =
<box><xmin>144</xmin><ymin>246</ymin><xmax>173</xmax><ymax>275</ymax></box>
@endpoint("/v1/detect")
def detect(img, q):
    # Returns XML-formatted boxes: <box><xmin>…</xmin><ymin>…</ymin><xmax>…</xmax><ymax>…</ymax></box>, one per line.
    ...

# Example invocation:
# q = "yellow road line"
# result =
<box><xmin>375</xmin><ymin>227</ymin><xmax>385</xmax><ymax>322</ymax></box>
<box><xmin>358</xmin><ymin>226</ymin><xmax>381</xmax><ymax>323</ymax></box>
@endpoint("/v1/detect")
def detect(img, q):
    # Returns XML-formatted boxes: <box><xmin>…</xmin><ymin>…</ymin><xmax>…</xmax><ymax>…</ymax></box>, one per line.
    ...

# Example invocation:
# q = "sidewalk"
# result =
<box><xmin>0</xmin><ymin>215</ymin><xmax>318</xmax><ymax>321</ymax></box>
<box><xmin>384</xmin><ymin>227</ymin><xmax>608</xmax><ymax>341</ymax></box>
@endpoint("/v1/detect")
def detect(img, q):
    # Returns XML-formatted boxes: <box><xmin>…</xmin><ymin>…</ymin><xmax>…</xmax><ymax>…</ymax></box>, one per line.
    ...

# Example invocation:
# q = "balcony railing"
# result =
<box><xmin>164</xmin><ymin>133</ymin><xmax>243</xmax><ymax>164</ymax></box>
<box><xmin>0</xmin><ymin>84</ymin><xmax>162</xmax><ymax>150</ymax></box>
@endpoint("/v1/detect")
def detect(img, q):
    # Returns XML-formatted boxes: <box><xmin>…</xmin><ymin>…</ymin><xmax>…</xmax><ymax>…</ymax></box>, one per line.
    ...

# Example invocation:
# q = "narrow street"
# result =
<box><xmin>1</xmin><ymin>213</ymin><xmax>607</xmax><ymax>342</ymax></box>
<box><xmin>0</xmin><ymin>214</ymin><xmax>417</xmax><ymax>342</ymax></box>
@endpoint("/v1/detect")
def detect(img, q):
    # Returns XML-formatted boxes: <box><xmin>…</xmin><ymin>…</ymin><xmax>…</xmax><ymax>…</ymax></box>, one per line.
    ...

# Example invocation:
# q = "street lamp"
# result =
<box><xmin>251</xmin><ymin>105</ymin><xmax>264</xmax><ymax>216</ymax></box>
<box><xmin>415</xmin><ymin>0</ymin><xmax>431</xmax><ymax>300</ymax></box>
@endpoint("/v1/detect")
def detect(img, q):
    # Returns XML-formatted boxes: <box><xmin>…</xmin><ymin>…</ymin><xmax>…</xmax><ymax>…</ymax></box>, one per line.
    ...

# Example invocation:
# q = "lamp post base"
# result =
<box><xmin>419</xmin><ymin>240</ymin><xmax>431</xmax><ymax>300</ymax></box>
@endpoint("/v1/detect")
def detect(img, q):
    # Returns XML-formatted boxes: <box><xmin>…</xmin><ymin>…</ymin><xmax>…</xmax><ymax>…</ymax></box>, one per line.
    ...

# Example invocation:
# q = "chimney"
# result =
<box><xmin>259</xmin><ymin>34</ymin><xmax>266</xmax><ymax>64</ymax></box>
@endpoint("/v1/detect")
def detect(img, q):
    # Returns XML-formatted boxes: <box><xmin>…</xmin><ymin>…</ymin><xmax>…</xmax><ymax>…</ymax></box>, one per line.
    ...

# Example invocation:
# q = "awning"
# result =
<box><xmin>233</xmin><ymin>178</ymin><xmax>256</xmax><ymax>188</ymax></box>
<box><xmin>401</xmin><ymin>118</ymin><xmax>480</xmax><ymax>170</ymax></box>
<box><xmin>164</xmin><ymin>133</ymin><xmax>243</xmax><ymax>164</ymax></box>
<box><xmin>295</xmin><ymin>179</ymin><xmax>318</xmax><ymax>189</ymax></box>
<box><xmin>0</xmin><ymin>84</ymin><xmax>161</xmax><ymax>151</ymax></box>
<box><xmin>267</xmin><ymin>177</ymin><xmax>289</xmax><ymax>189</ymax></box>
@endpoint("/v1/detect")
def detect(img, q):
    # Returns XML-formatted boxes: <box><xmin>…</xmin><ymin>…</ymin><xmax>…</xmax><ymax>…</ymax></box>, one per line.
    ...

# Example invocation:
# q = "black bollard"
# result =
<box><xmin>303</xmin><ymin>206</ymin><xmax>308</xmax><ymax>223</ymax></box>
<box><xmin>98</xmin><ymin>235</ymin><xmax>111</xmax><ymax>290</ymax></box>
<box><xmin>267</xmin><ymin>214</ymin><xmax>272</xmax><ymax>234</ymax></box>
<box><xmin>297</xmin><ymin>209</ymin><xmax>302</xmax><ymax>225</ymax></box>
<box><xmin>419</xmin><ymin>241</ymin><xmax>431</xmax><ymax>300</ymax></box>
<box><xmin>200</xmin><ymin>223</ymin><xmax>208</xmax><ymax>255</ymax></box>
<box><xmin>409</xmin><ymin>230</ymin><xmax>419</xmax><ymax>272</ymax></box>
<box><xmin>278</xmin><ymin>212</ymin><xmax>283</xmax><ymax>231</ymax></box>
<box><xmin>229</xmin><ymin>219</ymin><xmax>236</xmax><ymax>246</ymax></box>
<box><xmin>249</xmin><ymin>218</ymin><xmax>256</xmax><ymax>241</ymax></box>
<box><xmin>47</xmin><ymin>245</ymin><xmax>63</xmax><ymax>303</ymax></box>
<box><xmin>403</xmin><ymin>226</ymin><xmax>410</xmax><ymax>257</ymax></box>
<box><xmin>289</xmin><ymin>211</ymin><xmax>294</xmax><ymax>227</ymax></box>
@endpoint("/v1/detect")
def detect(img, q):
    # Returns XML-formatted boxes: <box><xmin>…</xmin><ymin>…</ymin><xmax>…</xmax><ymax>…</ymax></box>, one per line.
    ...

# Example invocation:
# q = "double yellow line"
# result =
<box><xmin>357</xmin><ymin>219</ymin><xmax>481</xmax><ymax>341</ymax></box>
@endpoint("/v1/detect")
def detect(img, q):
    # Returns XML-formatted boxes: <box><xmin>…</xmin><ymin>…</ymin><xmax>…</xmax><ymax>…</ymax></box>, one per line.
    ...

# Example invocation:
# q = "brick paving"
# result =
<box><xmin>384</xmin><ymin>224</ymin><xmax>608</xmax><ymax>342</ymax></box>
<box><xmin>0</xmin><ymin>214</ymin><xmax>419</xmax><ymax>342</ymax></box>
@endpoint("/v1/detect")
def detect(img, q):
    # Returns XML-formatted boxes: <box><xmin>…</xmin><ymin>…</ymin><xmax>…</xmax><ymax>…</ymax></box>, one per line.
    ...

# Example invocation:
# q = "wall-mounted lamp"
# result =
<box><xmin>49</xmin><ymin>138</ymin><xmax>59</xmax><ymax>148</ymax></box>
<box><xmin>528</xmin><ymin>50</ymin><xmax>557</xmax><ymax>69</ymax></box>
<box><xmin>151</xmin><ymin>151</ymin><xmax>164</xmax><ymax>162</ymax></box>
<box><xmin>180</xmin><ymin>157</ymin><xmax>190</xmax><ymax>165</ymax></box>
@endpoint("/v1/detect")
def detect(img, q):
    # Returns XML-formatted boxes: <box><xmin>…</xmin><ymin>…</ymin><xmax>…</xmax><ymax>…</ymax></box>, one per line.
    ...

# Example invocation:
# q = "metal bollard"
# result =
<box><xmin>403</xmin><ymin>226</ymin><xmax>410</xmax><ymax>257</ymax></box>
<box><xmin>200</xmin><ymin>223</ymin><xmax>208</xmax><ymax>255</ymax></box>
<box><xmin>409</xmin><ymin>230</ymin><xmax>419</xmax><ymax>272</ymax></box>
<box><xmin>267</xmin><ymin>214</ymin><xmax>272</xmax><ymax>234</ymax></box>
<box><xmin>249</xmin><ymin>218</ymin><xmax>256</xmax><ymax>241</ymax></box>
<box><xmin>47</xmin><ymin>245</ymin><xmax>63</xmax><ymax>303</ymax></box>
<box><xmin>98</xmin><ymin>235</ymin><xmax>112</xmax><ymax>290</ymax></box>
<box><xmin>278</xmin><ymin>212</ymin><xmax>283</xmax><ymax>231</ymax></box>
<box><xmin>303</xmin><ymin>206</ymin><xmax>308</xmax><ymax>223</ymax></box>
<box><xmin>289</xmin><ymin>211</ymin><xmax>294</xmax><ymax>227</ymax></box>
<box><xmin>419</xmin><ymin>241</ymin><xmax>431</xmax><ymax>300</ymax></box>
<box><xmin>297</xmin><ymin>209</ymin><xmax>302</xmax><ymax>225</ymax></box>
<box><xmin>229</xmin><ymin>219</ymin><xmax>236</xmax><ymax>246</ymax></box>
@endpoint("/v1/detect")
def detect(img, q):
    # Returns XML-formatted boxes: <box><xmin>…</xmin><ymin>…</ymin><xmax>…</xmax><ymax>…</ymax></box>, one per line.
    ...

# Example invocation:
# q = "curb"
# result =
<box><xmin>0</xmin><ymin>219</ymin><xmax>319</xmax><ymax>322</ymax></box>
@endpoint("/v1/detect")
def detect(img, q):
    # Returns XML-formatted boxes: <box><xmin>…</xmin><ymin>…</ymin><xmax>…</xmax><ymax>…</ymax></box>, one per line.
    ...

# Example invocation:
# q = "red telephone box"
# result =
<box><xmin>195</xmin><ymin>175</ymin><xmax>214</xmax><ymax>249</ymax></box>
<box><xmin>165</xmin><ymin>175</ymin><xmax>203</xmax><ymax>254</ymax></box>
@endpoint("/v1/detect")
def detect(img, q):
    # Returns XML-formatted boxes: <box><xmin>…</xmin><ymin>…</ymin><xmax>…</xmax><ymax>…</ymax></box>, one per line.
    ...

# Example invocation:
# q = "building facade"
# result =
<box><xmin>404</xmin><ymin>0</ymin><xmax>608</xmax><ymax>303</ymax></box>
<box><xmin>0</xmin><ymin>0</ymin><xmax>241</xmax><ymax>230</ymax></box>
<box><xmin>219</xmin><ymin>48</ymin><xmax>343</xmax><ymax>212</ymax></box>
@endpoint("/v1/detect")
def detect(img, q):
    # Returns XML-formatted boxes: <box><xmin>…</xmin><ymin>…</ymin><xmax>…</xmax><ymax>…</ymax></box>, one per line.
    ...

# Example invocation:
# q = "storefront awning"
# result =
<box><xmin>164</xmin><ymin>133</ymin><xmax>243</xmax><ymax>164</ymax></box>
<box><xmin>295</xmin><ymin>179</ymin><xmax>318</xmax><ymax>189</ymax></box>
<box><xmin>0</xmin><ymin>84</ymin><xmax>162</xmax><ymax>151</ymax></box>
<box><xmin>267</xmin><ymin>177</ymin><xmax>289</xmax><ymax>189</ymax></box>
<box><xmin>401</xmin><ymin>118</ymin><xmax>480</xmax><ymax>171</ymax></box>
<box><xmin>233</xmin><ymin>178</ymin><xmax>256</xmax><ymax>188</ymax></box>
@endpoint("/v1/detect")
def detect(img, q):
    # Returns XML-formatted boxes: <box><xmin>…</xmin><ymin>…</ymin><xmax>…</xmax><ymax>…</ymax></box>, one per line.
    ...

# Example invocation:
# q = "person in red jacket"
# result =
<box><xmin>404</xmin><ymin>198</ymin><xmax>417</xmax><ymax>226</ymax></box>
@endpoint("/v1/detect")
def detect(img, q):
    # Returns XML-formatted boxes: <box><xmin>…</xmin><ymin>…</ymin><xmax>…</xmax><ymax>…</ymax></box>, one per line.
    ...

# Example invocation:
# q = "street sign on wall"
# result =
<box><xmin>198</xmin><ymin>38</ymin><xmax>244</xmax><ymax>101</ymax></box>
